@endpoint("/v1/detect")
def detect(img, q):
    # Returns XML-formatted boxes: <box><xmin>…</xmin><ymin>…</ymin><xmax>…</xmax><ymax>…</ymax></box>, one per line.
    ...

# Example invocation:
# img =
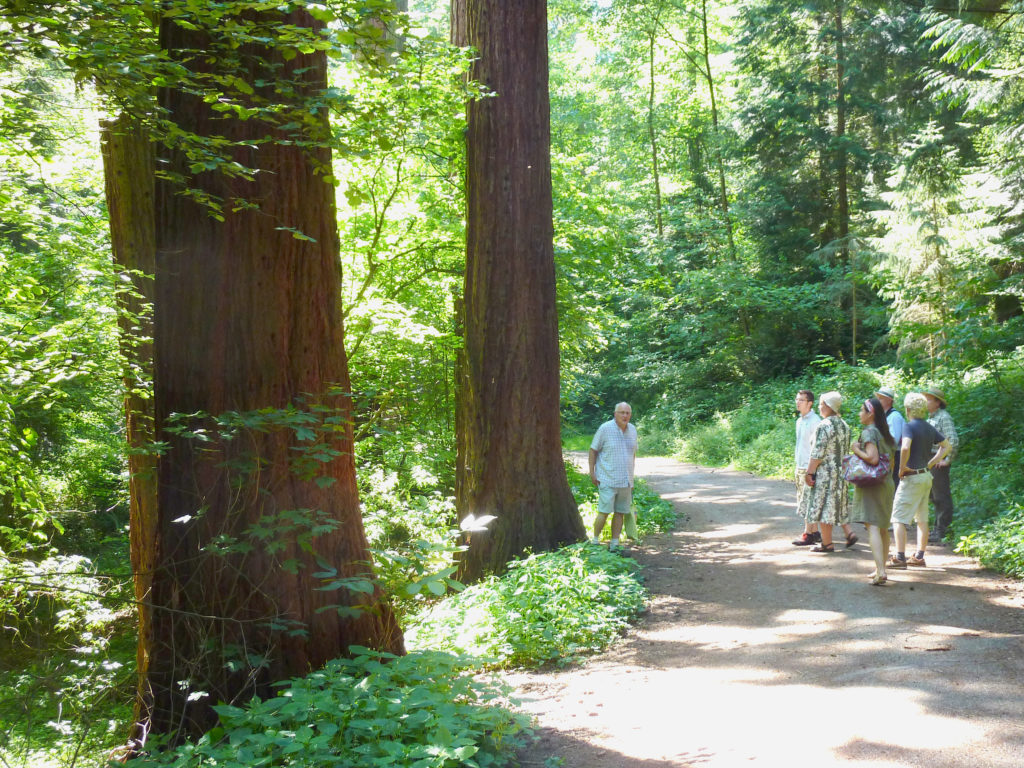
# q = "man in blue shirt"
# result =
<box><xmin>875</xmin><ymin>387</ymin><xmax>906</xmax><ymax>488</ymax></box>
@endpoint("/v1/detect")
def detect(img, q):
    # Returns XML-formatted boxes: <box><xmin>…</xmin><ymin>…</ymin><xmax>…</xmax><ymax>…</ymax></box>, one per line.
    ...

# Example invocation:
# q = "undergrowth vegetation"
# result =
<box><xmin>0</xmin><ymin>555</ymin><xmax>134</xmax><ymax>768</ymax></box>
<box><xmin>133</xmin><ymin>650</ymin><xmax>531</xmax><ymax>768</ymax></box>
<box><xmin>406</xmin><ymin>543</ymin><xmax>646</xmax><ymax>666</ymax></box>
<box><xmin>404</xmin><ymin>464</ymin><xmax>675</xmax><ymax>667</ymax></box>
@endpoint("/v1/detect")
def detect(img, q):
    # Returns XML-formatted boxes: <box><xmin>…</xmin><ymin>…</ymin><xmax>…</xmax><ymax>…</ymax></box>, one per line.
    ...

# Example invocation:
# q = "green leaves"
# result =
<box><xmin>133</xmin><ymin>650</ymin><xmax>531</xmax><ymax>768</ymax></box>
<box><xmin>406</xmin><ymin>542</ymin><xmax>646</xmax><ymax>668</ymax></box>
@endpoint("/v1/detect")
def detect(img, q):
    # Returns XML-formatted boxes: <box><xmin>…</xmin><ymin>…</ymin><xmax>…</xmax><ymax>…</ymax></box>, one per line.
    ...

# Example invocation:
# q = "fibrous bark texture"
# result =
<box><xmin>141</xmin><ymin>8</ymin><xmax>403</xmax><ymax>742</ymax></box>
<box><xmin>454</xmin><ymin>0</ymin><xmax>585</xmax><ymax>582</ymax></box>
<box><xmin>100</xmin><ymin>114</ymin><xmax>158</xmax><ymax>749</ymax></box>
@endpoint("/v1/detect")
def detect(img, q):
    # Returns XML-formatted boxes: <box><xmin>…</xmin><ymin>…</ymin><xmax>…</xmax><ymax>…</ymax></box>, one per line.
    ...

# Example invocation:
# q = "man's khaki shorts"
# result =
<box><xmin>891</xmin><ymin>471</ymin><xmax>933</xmax><ymax>526</ymax></box>
<box><xmin>598</xmin><ymin>484</ymin><xmax>633</xmax><ymax>516</ymax></box>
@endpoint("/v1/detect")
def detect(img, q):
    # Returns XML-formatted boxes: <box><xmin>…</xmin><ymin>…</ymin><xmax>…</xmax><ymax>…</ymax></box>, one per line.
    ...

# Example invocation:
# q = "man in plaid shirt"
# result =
<box><xmin>589</xmin><ymin>402</ymin><xmax>638</xmax><ymax>553</ymax></box>
<box><xmin>925</xmin><ymin>387</ymin><xmax>959</xmax><ymax>544</ymax></box>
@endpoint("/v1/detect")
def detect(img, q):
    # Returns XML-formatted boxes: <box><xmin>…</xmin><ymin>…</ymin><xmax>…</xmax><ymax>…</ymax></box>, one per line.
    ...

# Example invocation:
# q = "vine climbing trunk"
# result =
<box><xmin>138</xmin><ymin>7</ymin><xmax>404</xmax><ymax>743</ymax></box>
<box><xmin>452</xmin><ymin>0</ymin><xmax>584</xmax><ymax>582</ymax></box>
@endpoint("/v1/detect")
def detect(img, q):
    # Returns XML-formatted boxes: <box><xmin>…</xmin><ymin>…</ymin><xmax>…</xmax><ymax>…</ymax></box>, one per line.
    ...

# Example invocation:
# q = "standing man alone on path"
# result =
<box><xmin>925</xmin><ymin>387</ymin><xmax>959</xmax><ymax>544</ymax></box>
<box><xmin>589</xmin><ymin>402</ymin><xmax>638</xmax><ymax>553</ymax></box>
<box><xmin>792</xmin><ymin>389</ymin><xmax>822</xmax><ymax>546</ymax></box>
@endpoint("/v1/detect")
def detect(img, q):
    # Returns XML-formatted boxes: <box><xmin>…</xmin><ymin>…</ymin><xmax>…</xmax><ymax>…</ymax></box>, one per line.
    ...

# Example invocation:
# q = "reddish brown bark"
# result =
<box><xmin>99</xmin><ymin>114</ymin><xmax>158</xmax><ymax>748</ymax></box>
<box><xmin>143</xmin><ymin>9</ymin><xmax>403</xmax><ymax>741</ymax></box>
<box><xmin>453</xmin><ymin>0</ymin><xmax>584</xmax><ymax>582</ymax></box>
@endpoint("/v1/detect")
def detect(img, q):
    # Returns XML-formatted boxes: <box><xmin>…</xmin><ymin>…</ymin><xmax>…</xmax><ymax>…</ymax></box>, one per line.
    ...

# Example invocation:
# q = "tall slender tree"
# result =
<box><xmin>452</xmin><ymin>0</ymin><xmax>584</xmax><ymax>581</ymax></box>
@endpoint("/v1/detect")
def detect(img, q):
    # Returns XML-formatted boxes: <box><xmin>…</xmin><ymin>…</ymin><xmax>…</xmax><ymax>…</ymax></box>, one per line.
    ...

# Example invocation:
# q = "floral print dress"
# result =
<box><xmin>802</xmin><ymin>414</ymin><xmax>851</xmax><ymax>525</ymax></box>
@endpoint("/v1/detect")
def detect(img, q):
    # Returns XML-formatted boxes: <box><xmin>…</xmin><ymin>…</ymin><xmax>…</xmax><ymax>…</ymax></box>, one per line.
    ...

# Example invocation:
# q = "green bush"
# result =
<box><xmin>0</xmin><ymin>555</ymin><xmax>134</xmax><ymax>768</ymax></box>
<box><xmin>406</xmin><ymin>543</ymin><xmax>646</xmax><ymax>667</ymax></box>
<box><xmin>132</xmin><ymin>649</ymin><xmax>530</xmax><ymax>768</ymax></box>
<box><xmin>731</xmin><ymin>422</ymin><xmax>793</xmax><ymax>477</ymax></box>
<box><xmin>677</xmin><ymin>419</ymin><xmax>734</xmax><ymax>467</ymax></box>
<box><xmin>957</xmin><ymin>503</ymin><xmax>1024</xmax><ymax>578</ymax></box>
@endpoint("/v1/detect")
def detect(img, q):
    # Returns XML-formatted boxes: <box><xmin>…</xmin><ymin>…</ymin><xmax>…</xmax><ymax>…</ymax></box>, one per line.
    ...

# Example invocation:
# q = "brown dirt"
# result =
<box><xmin>510</xmin><ymin>456</ymin><xmax>1024</xmax><ymax>767</ymax></box>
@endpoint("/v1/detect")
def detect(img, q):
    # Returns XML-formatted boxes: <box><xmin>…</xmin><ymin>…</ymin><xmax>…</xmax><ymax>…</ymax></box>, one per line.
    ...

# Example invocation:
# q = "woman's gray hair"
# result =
<box><xmin>904</xmin><ymin>392</ymin><xmax>928</xmax><ymax>419</ymax></box>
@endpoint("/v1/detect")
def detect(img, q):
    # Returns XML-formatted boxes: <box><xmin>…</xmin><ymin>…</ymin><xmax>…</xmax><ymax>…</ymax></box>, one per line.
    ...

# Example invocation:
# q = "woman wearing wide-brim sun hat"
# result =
<box><xmin>801</xmin><ymin>391</ymin><xmax>859</xmax><ymax>552</ymax></box>
<box><xmin>924</xmin><ymin>386</ymin><xmax>959</xmax><ymax>544</ymax></box>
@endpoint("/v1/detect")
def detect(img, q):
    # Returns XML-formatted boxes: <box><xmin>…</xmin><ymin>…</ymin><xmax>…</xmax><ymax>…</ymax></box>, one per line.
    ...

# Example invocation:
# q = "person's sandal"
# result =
<box><xmin>846</xmin><ymin>532</ymin><xmax>859</xmax><ymax>549</ymax></box>
<box><xmin>870</xmin><ymin>574</ymin><xmax>887</xmax><ymax>586</ymax></box>
<box><xmin>811</xmin><ymin>543</ymin><xmax>835</xmax><ymax>553</ymax></box>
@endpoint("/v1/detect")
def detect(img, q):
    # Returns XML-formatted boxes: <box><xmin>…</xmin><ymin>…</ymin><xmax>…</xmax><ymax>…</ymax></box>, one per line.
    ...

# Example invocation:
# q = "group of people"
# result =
<box><xmin>585</xmin><ymin>389</ymin><xmax>959</xmax><ymax>582</ymax></box>
<box><xmin>793</xmin><ymin>386</ymin><xmax>959</xmax><ymax>585</ymax></box>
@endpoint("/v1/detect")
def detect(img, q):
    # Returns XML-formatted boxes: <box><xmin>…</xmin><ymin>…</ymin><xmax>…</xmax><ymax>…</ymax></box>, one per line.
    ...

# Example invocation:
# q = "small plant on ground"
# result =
<box><xmin>957</xmin><ymin>502</ymin><xmax>1024</xmax><ymax>578</ymax></box>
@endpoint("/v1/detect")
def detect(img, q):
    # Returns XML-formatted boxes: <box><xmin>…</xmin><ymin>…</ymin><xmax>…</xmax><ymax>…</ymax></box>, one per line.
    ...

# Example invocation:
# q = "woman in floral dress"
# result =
<box><xmin>849</xmin><ymin>396</ymin><xmax>896</xmax><ymax>584</ymax></box>
<box><xmin>801</xmin><ymin>391</ymin><xmax>854</xmax><ymax>552</ymax></box>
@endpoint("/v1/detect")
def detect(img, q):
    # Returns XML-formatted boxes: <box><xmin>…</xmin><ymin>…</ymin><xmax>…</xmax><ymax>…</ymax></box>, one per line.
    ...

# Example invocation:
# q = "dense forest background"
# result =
<box><xmin>3</xmin><ymin>0</ymin><xmax>1024</xmax><ymax>765</ymax></box>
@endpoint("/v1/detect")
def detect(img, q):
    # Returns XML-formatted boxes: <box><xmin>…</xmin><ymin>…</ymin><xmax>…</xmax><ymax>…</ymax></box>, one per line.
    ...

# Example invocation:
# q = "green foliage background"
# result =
<box><xmin>4</xmin><ymin>0</ymin><xmax>1024</xmax><ymax>766</ymax></box>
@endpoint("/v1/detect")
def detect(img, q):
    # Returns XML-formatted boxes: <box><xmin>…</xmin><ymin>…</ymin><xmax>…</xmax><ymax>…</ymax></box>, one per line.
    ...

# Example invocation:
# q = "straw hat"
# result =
<box><xmin>924</xmin><ymin>386</ymin><xmax>947</xmax><ymax>407</ymax></box>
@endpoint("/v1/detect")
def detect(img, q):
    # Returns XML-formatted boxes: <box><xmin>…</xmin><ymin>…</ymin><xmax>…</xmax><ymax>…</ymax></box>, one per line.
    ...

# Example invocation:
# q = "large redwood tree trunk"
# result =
<box><xmin>453</xmin><ymin>0</ymin><xmax>584</xmax><ymax>581</ymax></box>
<box><xmin>141</xmin><ymin>8</ymin><xmax>403</xmax><ymax>742</ymax></box>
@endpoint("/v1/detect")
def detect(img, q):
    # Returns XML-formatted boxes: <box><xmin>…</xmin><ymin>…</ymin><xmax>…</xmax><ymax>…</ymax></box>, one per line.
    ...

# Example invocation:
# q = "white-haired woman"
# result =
<box><xmin>802</xmin><ymin>391</ymin><xmax>856</xmax><ymax>552</ymax></box>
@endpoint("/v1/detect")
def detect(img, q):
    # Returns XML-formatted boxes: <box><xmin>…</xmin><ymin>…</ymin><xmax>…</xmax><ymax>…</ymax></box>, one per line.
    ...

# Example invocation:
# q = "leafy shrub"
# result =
<box><xmin>0</xmin><ymin>555</ymin><xmax>134</xmax><ymax>768</ymax></box>
<box><xmin>957</xmin><ymin>503</ymin><xmax>1024</xmax><ymax>578</ymax></box>
<box><xmin>406</xmin><ymin>543</ymin><xmax>646</xmax><ymax>667</ymax></box>
<box><xmin>133</xmin><ymin>649</ymin><xmax>531</xmax><ymax>768</ymax></box>
<box><xmin>731</xmin><ymin>422</ymin><xmax>793</xmax><ymax>478</ymax></box>
<box><xmin>677</xmin><ymin>419</ymin><xmax>734</xmax><ymax>467</ymax></box>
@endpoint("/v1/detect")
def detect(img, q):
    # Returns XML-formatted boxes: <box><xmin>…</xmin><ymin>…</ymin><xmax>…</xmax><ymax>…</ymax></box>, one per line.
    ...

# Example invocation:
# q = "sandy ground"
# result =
<box><xmin>510</xmin><ymin>456</ymin><xmax>1024</xmax><ymax>768</ymax></box>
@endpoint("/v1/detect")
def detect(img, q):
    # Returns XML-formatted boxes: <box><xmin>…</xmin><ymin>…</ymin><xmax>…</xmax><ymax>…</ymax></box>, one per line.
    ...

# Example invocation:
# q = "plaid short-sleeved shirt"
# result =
<box><xmin>928</xmin><ymin>408</ymin><xmax>959</xmax><ymax>461</ymax></box>
<box><xmin>591</xmin><ymin>420</ymin><xmax>638</xmax><ymax>488</ymax></box>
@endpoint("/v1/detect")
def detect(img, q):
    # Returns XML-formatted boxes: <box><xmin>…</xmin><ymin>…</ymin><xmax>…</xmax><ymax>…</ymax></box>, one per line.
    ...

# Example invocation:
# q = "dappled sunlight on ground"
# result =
<box><xmin>694</xmin><ymin>522</ymin><xmax>766</xmax><ymax>539</ymax></box>
<box><xmin>515</xmin><ymin>457</ymin><xmax>1024</xmax><ymax>768</ymax></box>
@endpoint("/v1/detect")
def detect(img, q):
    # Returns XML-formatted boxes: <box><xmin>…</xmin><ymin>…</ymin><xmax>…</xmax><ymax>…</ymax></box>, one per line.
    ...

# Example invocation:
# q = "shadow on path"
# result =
<box><xmin>513</xmin><ymin>457</ymin><xmax>1024</xmax><ymax>767</ymax></box>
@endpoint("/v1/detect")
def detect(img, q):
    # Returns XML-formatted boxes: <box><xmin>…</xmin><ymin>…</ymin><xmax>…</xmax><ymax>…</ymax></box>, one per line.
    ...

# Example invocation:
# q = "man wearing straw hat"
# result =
<box><xmin>925</xmin><ymin>387</ymin><xmax>959</xmax><ymax>545</ymax></box>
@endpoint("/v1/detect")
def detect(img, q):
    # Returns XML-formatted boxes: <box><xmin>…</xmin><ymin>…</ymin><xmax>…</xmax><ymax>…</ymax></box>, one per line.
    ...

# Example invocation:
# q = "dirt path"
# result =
<box><xmin>511</xmin><ymin>456</ymin><xmax>1024</xmax><ymax>767</ymax></box>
